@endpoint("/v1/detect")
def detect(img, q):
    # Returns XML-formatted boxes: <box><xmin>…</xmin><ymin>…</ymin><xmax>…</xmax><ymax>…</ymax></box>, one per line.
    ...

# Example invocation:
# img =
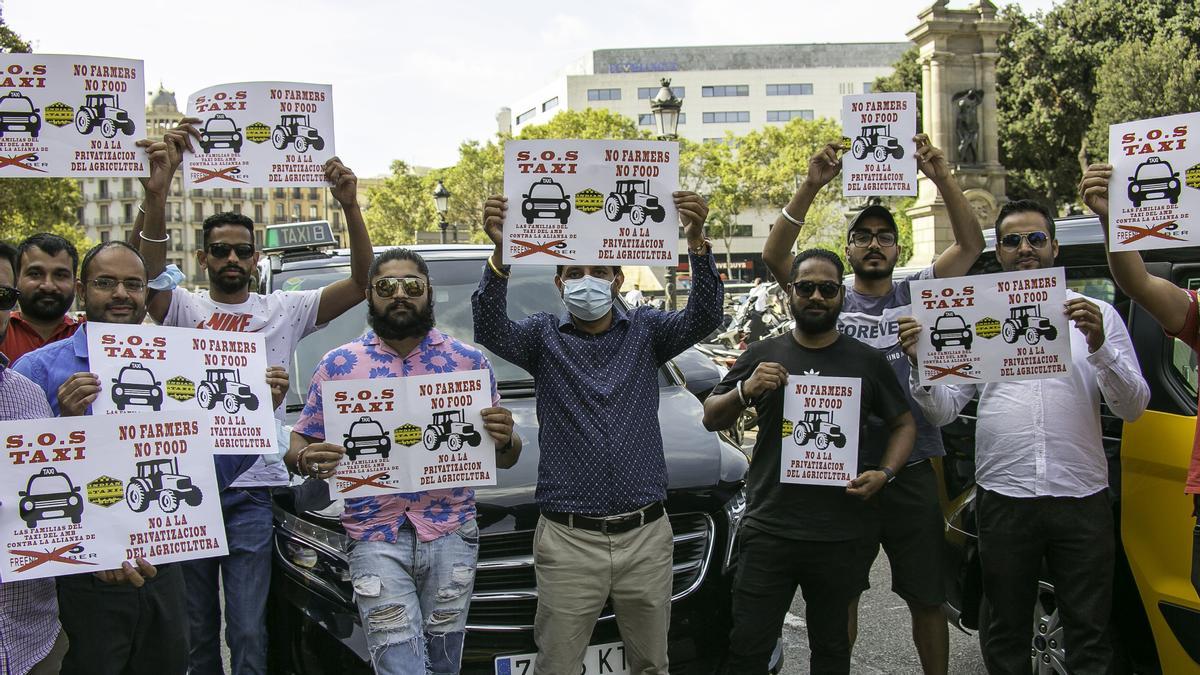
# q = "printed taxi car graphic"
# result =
<box><xmin>43</xmin><ymin>101</ymin><xmax>73</xmax><ymax>128</ymax></box>
<box><xmin>792</xmin><ymin>411</ymin><xmax>847</xmax><ymax>450</ymax></box>
<box><xmin>125</xmin><ymin>458</ymin><xmax>203</xmax><ymax>514</ymax></box>
<box><xmin>423</xmin><ymin>410</ymin><xmax>482</xmax><ymax>452</ymax></box>
<box><xmin>343</xmin><ymin>416</ymin><xmax>391</xmax><ymax>461</ymax></box>
<box><xmin>245</xmin><ymin>121</ymin><xmax>271</xmax><ymax>144</ymax></box>
<box><xmin>198</xmin><ymin>114</ymin><xmax>243</xmax><ymax>154</ymax></box>
<box><xmin>19</xmin><ymin>468</ymin><xmax>84</xmax><ymax>529</ymax></box>
<box><xmin>85</xmin><ymin>475</ymin><xmax>124</xmax><ymax>508</ymax></box>
<box><xmin>974</xmin><ymin>317</ymin><xmax>1002</xmax><ymax>340</ymax></box>
<box><xmin>604</xmin><ymin>180</ymin><xmax>666</xmax><ymax>226</ymax></box>
<box><xmin>165</xmin><ymin>375</ymin><xmax>196</xmax><ymax>402</ymax></box>
<box><xmin>930</xmin><ymin>311</ymin><xmax>973</xmax><ymax>351</ymax></box>
<box><xmin>111</xmin><ymin>362</ymin><xmax>164</xmax><ymax>411</ymax></box>
<box><xmin>0</xmin><ymin>91</ymin><xmax>41</xmax><ymax>138</ymax></box>
<box><xmin>521</xmin><ymin>177</ymin><xmax>572</xmax><ymax>225</ymax></box>
<box><xmin>574</xmin><ymin>188</ymin><xmax>604</xmax><ymax>214</ymax></box>
<box><xmin>1128</xmin><ymin>156</ymin><xmax>1182</xmax><ymax>207</ymax></box>
<box><xmin>393</xmin><ymin>423</ymin><xmax>422</xmax><ymax>447</ymax></box>
<box><xmin>1001</xmin><ymin>305</ymin><xmax>1058</xmax><ymax>346</ymax></box>
<box><xmin>196</xmin><ymin>369</ymin><xmax>259</xmax><ymax>414</ymax></box>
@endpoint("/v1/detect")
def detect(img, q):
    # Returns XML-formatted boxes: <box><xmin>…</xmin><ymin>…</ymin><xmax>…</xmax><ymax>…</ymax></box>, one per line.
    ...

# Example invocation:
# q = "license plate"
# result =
<box><xmin>494</xmin><ymin>641</ymin><xmax>627</xmax><ymax>675</ymax></box>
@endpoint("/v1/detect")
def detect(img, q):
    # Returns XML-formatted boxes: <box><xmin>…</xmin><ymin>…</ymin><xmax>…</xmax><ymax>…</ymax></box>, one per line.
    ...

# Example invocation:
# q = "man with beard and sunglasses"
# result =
<box><xmin>287</xmin><ymin>247</ymin><xmax>521</xmax><ymax>674</ymax></box>
<box><xmin>897</xmin><ymin>198</ymin><xmax>1149</xmax><ymax>673</ymax></box>
<box><xmin>131</xmin><ymin>130</ymin><xmax>375</xmax><ymax>675</ymax></box>
<box><xmin>760</xmin><ymin>136</ymin><xmax>984</xmax><ymax>674</ymax></box>
<box><xmin>0</xmin><ymin>234</ymin><xmax>83</xmax><ymax>366</ymax></box>
<box><xmin>704</xmin><ymin>248</ymin><xmax>915</xmax><ymax>674</ymax></box>
<box><xmin>13</xmin><ymin>241</ymin><xmax>261</xmax><ymax>675</ymax></box>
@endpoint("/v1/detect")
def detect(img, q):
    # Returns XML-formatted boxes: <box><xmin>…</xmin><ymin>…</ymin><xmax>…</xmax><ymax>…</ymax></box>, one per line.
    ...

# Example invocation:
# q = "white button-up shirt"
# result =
<box><xmin>909</xmin><ymin>290</ymin><xmax>1150</xmax><ymax>498</ymax></box>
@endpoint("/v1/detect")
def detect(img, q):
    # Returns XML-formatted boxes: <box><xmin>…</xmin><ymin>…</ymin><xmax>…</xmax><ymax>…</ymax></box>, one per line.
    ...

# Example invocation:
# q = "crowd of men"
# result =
<box><xmin>0</xmin><ymin>120</ymin><xmax>1196</xmax><ymax>675</ymax></box>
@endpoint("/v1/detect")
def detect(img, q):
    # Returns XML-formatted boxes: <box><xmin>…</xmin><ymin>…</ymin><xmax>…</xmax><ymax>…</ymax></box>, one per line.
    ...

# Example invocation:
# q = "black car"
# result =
<box><xmin>929</xmin><ymin>311</ymin><xmax>972</xmax><ymax>351</ymax></box>
<box><xmin>198</xmin><ymin>114</ymin><xmax>244</xmax><ymax>154</ymax></box>
<box><xmin>19</xmin><ymin>467</ymin><xmax>84</xmax><ymax>529</ymax></box>
<box><xmin>0</xmin><ymin>91</ymin><xmax>41</xmax><ymax>138</ymax></box>
<box><xmin>343</xmin><ymin>416</ymin><xmax>391</xmax><ymax>460</ymax></box>
<box><xmin>111</xmin><ymin>362</ymin><xmax>164</xmax><ymax>411</ymax></box>
<box><xmin>520</xmin><ymin>177</ymin><xmax>572</xmax><ymax>225</ymax></box>
<box><xmin>261</xmin><ymin>241</ymin><xmax>774</xmax><ymax>674</ymax></box>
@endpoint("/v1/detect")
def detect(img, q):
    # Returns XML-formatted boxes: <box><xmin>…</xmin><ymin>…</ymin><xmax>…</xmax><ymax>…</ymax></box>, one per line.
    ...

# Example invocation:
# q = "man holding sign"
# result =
<box><xmin>899</xmin><ymin>199</ymin><xmax>1149</xmax><ymax>673</ymax></box>
<box><xmin>704</xmin><ymin>248</ymin><xmax>914</xmax><ymax>674</ymax></box>
<box><xmin>288</xmin><ymin>248</ymin><xmax>520</xmax><ymax>675</ymax></box>
<box><xmin>762</xmin><ymin>136</ymin><xmax>983</xmax><ymax>674</ymax></box>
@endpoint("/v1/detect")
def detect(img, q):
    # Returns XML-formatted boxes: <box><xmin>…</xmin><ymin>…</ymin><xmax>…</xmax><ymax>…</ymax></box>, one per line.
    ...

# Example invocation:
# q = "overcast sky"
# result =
<box><xmin>5</xmin><ymin>0</ymin><xmax>1058</xmax><ymax>177</ymax></box>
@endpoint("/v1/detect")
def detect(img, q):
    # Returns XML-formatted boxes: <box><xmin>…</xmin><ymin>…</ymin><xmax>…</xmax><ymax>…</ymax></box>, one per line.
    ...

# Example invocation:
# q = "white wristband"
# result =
<box><xmin>138</xmin><ymin>230</ymin><xmax>170</xmax><ymax>243</ymax></box>
<box><xmin>780</xmin><ymin>207</ymin><xmax>804</xmax><ymax>228</ymax></box>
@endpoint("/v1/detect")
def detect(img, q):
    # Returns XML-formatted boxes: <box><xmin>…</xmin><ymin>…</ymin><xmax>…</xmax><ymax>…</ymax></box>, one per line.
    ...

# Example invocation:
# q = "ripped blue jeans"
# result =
<box><xmin>347</xmin><ymin>518</ymin><xmax>479</xmax><ymax>675</ymax></box>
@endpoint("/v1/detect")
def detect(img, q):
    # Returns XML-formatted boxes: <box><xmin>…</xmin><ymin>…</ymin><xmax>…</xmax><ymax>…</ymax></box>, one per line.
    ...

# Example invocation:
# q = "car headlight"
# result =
<box><xmin>28</xmin><ymin>115</ymin><xmax>36</xmax><ymax>123</ymax></box>
<box><xmin>68</xmin><ymin>495</ymin><xmax>79</xmax><ymax>506</ymax></box>
<box><xmin>560</xmin><ymin>201</ymin><xmax>569</xmax><ymax>209</ymax></box>
<box><xmin>20</xmin><ymin>501</ymin><xmax>31</xmax><ymax>512</ymax></box>
<box><xmin>723</xmin><ymin>487</ymin><xmax>747</xmax><ymax>572</ymax></box>
<box><xmin>151</xmin><ymin>387</ymin><xmax>161</xmax><ymax>397</ymax></box>
<box><xmin>233</xmin><ymin>133</ymin><xmax>241</xmax><ymax>141</ymax></box>
<box><xmin>1169</xmin><ymin>179</ymin><xmax>1179</xmax><ymax>189</ymax></box>
<box><xmin>201</xmin><ymin>133</ymin><xmax>209</xmax><ymax>141</ymax></box>
<box><xmin>114</xmin><ymin>386</ymin><xmax>124</xmax><ymax>396</ymax></box>
<box><xmin>1131</xmin><ymin>184</ymin><xmax>1141</xmax><ymax>192</ymax></box>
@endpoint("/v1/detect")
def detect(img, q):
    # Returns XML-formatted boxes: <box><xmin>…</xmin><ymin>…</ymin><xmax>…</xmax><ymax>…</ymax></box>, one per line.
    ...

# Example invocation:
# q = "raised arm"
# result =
<box><xmin>1080</xmin><ymin>163</ymin><xmax>1192</xmax><ymax>335</ymax></box>
<box><xmin>920</xmin><ymin>134</ymin><xmax>985</xmax><ymax>279</ymax></box>
<box><xmin>314</xmin><ymin>157</ymin><xmax>372</xmax><ymax>325</ymax></box>
<box><xmin>652</xmin><ymin>192</ymin><xmax>723</xmax><ymax>361</ymax></box>
<box><xmin>471</xmin><ymin>196</ymin><xmax>537</xmax><ymax>370</ymax></box>
<box><xmin>703</xmin><ymin>360</ymin><xmax>788</xmax><ymax>432</ymax></box>
<box><xmin>137</xmin><ymin>118</ymin><xmax>200</xmax><ymax>323</ymax></box>
<box><xmin>761</xmin><ymin>142</ymin><xmax>843</xmax><ymax>285</ymax></box>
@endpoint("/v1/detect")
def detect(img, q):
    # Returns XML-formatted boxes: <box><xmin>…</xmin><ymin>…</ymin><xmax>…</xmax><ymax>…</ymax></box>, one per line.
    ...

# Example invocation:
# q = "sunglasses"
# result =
<box><xmin>849</xmin><ymin>230</ymin><xmax>897</xmax><ymax>248</ymax></box>
<box><xmin>372</xmin><ymin>277</ymin><xmax>428</xmax><ymax>298</ymax></box>
<box><xmin>789</xmin><ymin>280</ymin><xmax>842</xmax><ymax>299</ymax></box>
<box><xmin>999</xmin><ymin>232</ymin><xmax>1050</xmax><ymax>251</ymax></box>
<box><xmin>207</xmin><ymin>243</ymin><xmax>256</xmax><ymax>260</ymax></box>
<box><xmin>0</xmin><ymin>285</ymin><xmax>18</xmax><ymax>311</ymax></box>
<box><xmin>89</xmin><ymin>278</ymin><xmax>146</xmax><ymax>293</ymax></box>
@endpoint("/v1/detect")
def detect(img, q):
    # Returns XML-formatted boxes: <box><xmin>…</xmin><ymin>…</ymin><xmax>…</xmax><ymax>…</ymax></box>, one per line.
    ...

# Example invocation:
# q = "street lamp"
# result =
<box><xmin>433</xmin><ymin>179</ymin><xmax>451</xmax><ymax>244</ymax></box>
<box><xmin>650</xmin><ymin>78</ymin><xmax>683</xmax><ymax>308</ymax></box>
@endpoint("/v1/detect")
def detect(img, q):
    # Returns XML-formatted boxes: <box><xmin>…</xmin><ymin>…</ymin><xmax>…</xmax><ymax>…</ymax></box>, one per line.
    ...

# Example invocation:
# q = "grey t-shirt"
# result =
<box><xmin>837</xmin><ymin>267</ymin><xmax>946</xmax><ymax>465</ymax></box>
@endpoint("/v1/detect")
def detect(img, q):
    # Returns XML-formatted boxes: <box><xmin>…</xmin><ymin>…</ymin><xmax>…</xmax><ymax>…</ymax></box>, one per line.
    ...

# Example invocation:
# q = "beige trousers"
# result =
<box><xmin>532</xmin><ymin>513</ymin><xmax>673</xmax><ymax>675</ymax></box>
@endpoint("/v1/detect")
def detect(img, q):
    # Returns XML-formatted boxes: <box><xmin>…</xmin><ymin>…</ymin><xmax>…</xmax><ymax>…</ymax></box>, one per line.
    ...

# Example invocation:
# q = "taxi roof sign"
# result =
<box><xmin>263</xmin><ymin>221</ymin><xmax>337</xmax><ymax>252</ymax></box>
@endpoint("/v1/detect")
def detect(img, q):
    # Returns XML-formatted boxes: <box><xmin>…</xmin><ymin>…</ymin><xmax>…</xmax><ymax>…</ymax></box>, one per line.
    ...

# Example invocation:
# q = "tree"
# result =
<box><xmin>873</xmin><ymin>47</ymin><xmax>923</xmax><ymax>130</ymax></box>
<box><xmin>0</xmin><ymin>17</ymin><xmax>86</xmax><ymax>252</ymax></box>
<box><xmin>439</xmin><ymin>139</ymin><xmax>503</xmax><ymax>243</ymax></box>
<box><xmin>363</xmin><ymin>160</ymin><xmax>437</xmax><ymax>245</ymax></box>
<box><xmin>1086</xmin><ymin>33</ymin><xmax>1200</xmax><ymax>160</ymax></box>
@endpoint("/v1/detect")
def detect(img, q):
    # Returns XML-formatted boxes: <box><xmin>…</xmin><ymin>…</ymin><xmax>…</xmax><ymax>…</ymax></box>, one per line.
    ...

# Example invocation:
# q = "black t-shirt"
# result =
<box><xmin>713</xmin><ymin>332</ymin><xmax>909</xmax><ymax>541</ymax></box>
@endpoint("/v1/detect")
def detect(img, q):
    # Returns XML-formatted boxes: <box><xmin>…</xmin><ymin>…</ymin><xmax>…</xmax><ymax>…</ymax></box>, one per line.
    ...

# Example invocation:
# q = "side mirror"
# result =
<box><xmin>18</xmin><ymin>491</ymin><xmax>26</xmax><ymax>497</ymax></box>
<box><xmin>73</xmin><ymin>487</ymin><xmax>81</xmax><ymax>493</ymax></box>
<box><xmin>522</xmin><ymin>194</ymin><xmax>529</xmax><ymax>199</ymax></box>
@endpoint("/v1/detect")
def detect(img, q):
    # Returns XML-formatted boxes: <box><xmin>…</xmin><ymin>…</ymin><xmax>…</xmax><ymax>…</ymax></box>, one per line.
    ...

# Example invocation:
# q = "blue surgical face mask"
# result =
<box><xmin>562</xmin><ymin>275</ymin><xmax>614</xmax><ymax>321</ymax></box>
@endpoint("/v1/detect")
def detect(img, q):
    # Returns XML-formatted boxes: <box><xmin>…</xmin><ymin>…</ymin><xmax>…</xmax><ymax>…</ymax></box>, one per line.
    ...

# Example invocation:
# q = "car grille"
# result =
<box><xmin>35</xmin><ymin>498</ymin><xmax>69</xmax><ymax>508</ymax></box>
<box><xmin>467</xmin><ymin>511</ymin><xmax>714</xmax><ymax>631</ymax></box>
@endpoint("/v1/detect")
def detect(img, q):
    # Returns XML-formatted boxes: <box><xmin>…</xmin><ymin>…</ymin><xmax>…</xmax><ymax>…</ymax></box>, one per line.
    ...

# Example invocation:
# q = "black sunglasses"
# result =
<box><xmin>1000</xmin><ymin>232</ymin><xmax>1049</xmax><ymax>251</ymax></box>
<box><xmin>207</xmin><ymin>243</ymin><xmax>256</xmax><ymax>260</ymax></box>
<box><xmin>0</xmin><ymin>285</ymin><xmax>18</xmax><ymax>311</ymax></box>
<box><xmin>372</xmin><ymin>277</ymin><xmax>428</xmax><ymax>298</ymax></box>
<box><xmin>789</xmin><ymin>280</ymin><xmax>842</xmax><ymax>299</ymax></box>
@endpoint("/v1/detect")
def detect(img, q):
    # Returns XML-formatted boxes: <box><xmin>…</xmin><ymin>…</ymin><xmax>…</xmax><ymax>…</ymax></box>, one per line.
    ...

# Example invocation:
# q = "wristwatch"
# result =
<box><xmin>880</xmin><ymin>466</ymin><xmax>896</xmax><ymax>483</ymax></box>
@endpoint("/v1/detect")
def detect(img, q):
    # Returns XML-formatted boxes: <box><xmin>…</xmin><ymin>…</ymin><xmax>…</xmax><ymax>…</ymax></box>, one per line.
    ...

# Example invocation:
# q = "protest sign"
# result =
<box><xmin>1</xmin><ymin>411</ymin><xmax>226</xmax><ymax>582</ymax></box>
<box><xmin>183</xmin><ymin>81</ymin><xmax>334</xmax><ymax>189</ymax></box>
<box><xmin>911</xmin><ymin>267</ymin><xmax>1071</xmax><ymax>386</ymax></box>
<box><xmin>0</xmin><ymin>53</ymin><xmax>146</xmax><ymax>178</ymax></box>
<box><xmin>87</xmin><ymin>322</ymin><xmax>276</xmax><ymax>455</ymax></box>
<box><xmin>780</xmin><ymin>375</ymin><xmax>861</xmax><ymax>487</ymax></box>
<box><xmin>1108</xmin><ymin>112</ymin><xmax>1200</xmax><ymax>251</ymax></box>
<box><xmin>841</xmin><ymin>92</ymin><xmax>917</xmax><ymax>196</ymax></box>
<box><xmin>321</xmin><ymin>370</ymin><xmax>497</xmax><ymax>497</ymax></box>
<box><xmin>502</xmin><ymin>139</ymin><xmax>680</xmax><ymax>265</ymax></box>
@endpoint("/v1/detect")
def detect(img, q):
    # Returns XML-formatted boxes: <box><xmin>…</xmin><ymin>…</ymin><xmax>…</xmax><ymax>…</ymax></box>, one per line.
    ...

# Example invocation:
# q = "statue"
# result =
<box><xmin>953</xmin><ymin>89</ymin><xmax>983</xmax><ymax>165</ymax></box>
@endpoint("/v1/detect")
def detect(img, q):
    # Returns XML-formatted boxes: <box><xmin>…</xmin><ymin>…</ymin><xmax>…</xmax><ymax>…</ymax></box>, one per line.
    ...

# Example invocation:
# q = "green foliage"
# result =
<box><xmin>873</xmin><ymin>47</ymin><xmax>923</xmax><ymax>130</ymax></box>
<box><xmin>0</xmin><ymin>17</ymin><xmax>87</xmax><ymax>253</ymax></box>
<box><xmin>516</xmin><ymin>108</ymin><xmax>649</xmax><ymax>142</ymax></box>
<box><xmin>363</xmin><ymin>160</ymin><xmax>437</xmax><ymax>245</ymax></box>
<box><xmin>1086</xmin><ymin>33</ymin><xmax>1200</xmax><ymax>160</ymax></box>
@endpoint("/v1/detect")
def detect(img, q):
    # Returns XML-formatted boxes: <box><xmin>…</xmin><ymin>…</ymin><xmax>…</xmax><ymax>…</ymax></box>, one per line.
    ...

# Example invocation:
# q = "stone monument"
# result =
<box><xmin>905</xmin><ymin>0</ymin><xmax>1009</xmax><ymax>264</ymax></box>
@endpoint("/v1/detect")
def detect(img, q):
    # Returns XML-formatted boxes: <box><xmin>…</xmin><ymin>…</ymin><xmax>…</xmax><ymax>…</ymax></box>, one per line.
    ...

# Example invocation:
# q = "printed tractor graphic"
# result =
<box><xmin>0</xmin><ymin>91</ymin><xmax>41</xmax><ymax>138</ymax></box>
<box><xmin>521</xmin><ymin>177</ymin><xmax>572</xmax><ymax>224</ymax></box>
<box><xmin>792</xmin><ymin>410</ymin><xmax>847</xmax><ymax>450</ymax></box>
<box><xmin>271</xmin><ymin>114</ymin><xmax>325</xmax><ymax>153</ymax></box>
<box><xmin>198</xmin><ymin>114</ymin><xmax>243</xmax><ymax>153</ymax></box>
<box><xmin>1127</xmin><ymin>156</ymin><xmax>1182</xmax><ymax>207</ymax></box>
<box><xmin>851</xmin><ymin>124</ymin><xmax>905</xmax><ymax>163</ymax></box>
<box><xmin>18</xmin><ymin>468</ymin><xmax>83</xmax><ymax>529</ymax></box>
<box><xmin>1001</xmin><ymin>305</ymin><xmax>1058</xmax><ymax>346</ymax></box>
<box><xmin>196</xmin><ymin>369</ymin><xmax>260</xmax><ymax>414</ymax></box>
<box><xmin>604</xmin><ymin>180</ymin><xmax>666</xmax><ymax>226</ymax></box>
<box><xmin>422</xmin><ymin>410</ymin><xmax>482</xmax><ymax>452</ymax></box>
<box><xmin>125</xmin><ymin>458</ymin><xmax>203</xmax><ymax>513</ymax></box>
<box><xmin>930</xmin><ymin>312</ymin><xmax>973</xmax><ymax>351</ymax></box>
<box><xmin>111</xmin><ymin>362</ymin><xmax>164</xmax><ymax>411</ymax></box>
<box><xmin>74</xmin><ymin>94</ymin><xmax>135</xmax><ymax>138</ymax></box>
<box><xmin>343</xmin><ymin>416</ymin><xmax>391</xmax><ymax>461</ymax></box>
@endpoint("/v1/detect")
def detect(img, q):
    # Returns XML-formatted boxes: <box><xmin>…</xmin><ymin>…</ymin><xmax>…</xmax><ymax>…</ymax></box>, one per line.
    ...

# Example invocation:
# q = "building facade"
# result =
<box><xmin>499</xmin><ymin>43</ymin><xmax>907</xmax><ymax>282</ymax></box>
<box><xmin>78</xmin><ymin>86</ymin><xmax>349</xmax><ymax>288</ymax></box>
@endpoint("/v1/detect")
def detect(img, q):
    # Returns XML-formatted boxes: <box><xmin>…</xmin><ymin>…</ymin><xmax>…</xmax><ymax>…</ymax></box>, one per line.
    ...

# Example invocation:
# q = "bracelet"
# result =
<box><xmin>296</xmin><ymin>446</ymin><xmax>312</xmax><ymax>477</ymax></box>
<box><xmin>780</xmin><ymin>207</ymin><xmax>804</xmax><ymax>227</ymax></box>
<box><xmin>138</xmin><ymin>230</ymin><xmax>170</xmax><ymax>243</ymax></box>
<box><xmin>736</xmin><ymin>380</ymin><xmax>748</xmax><ymax>406</ymax></box>
<box><xmin>137</xmin><ymin>202</ymin><xmax>146</xmax><ymax>215</ymax></box>
<box><xmin>880</xmin><ymin>466</ymin><xmax>896</xmax><ymax>483</ymax></box>
<box><xmin>487</xmin><ymin>257</ymin><xmax>510</xmax><ymax>279</ymax></box>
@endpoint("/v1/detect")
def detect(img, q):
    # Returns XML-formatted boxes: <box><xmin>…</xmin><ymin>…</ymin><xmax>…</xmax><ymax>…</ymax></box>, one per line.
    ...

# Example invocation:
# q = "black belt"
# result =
<box><xmin>543</xmin><ymin>502</ymin><xmax>665</xmax><ymax>535</ymax></box>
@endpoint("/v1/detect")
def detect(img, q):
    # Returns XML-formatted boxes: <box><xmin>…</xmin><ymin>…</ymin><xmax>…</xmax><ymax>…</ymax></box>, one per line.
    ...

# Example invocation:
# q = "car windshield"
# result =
<box><xmin>352</xmin><ymin>421</ymin><xmax>384</xmax><ymax>435</ymax></box>
<box><xmin>937</xmin><ymin>316</ymin><xmax>966</xmax><ymax>329</ymax></box>
<box><xmin>121</xmin><ymin>368</ymin><xmax>155</xmax><ymax>385</ymax></box>
<box><xmin>275</xmin><ymin>256</ymin><xmax>571</xmax><ymax>409</ymax></box>
<box><xmin>28</xmin><ymin>475</ymin><xmax>71</xmax><ymax>493</ymax></box>
<box><xmin>0</xmin><ymin>96</ymin><xmax>32</xmax><ymax>112</ymax></box>
<box><xmin>1136</xmin><ymin>162</ymin><xmax>1172</xmax><ymax>180</ymax></box>
<box><xmin>529</xmin><ymin>183</ymin><xmax>563</xmax><ymax>199</ymax></box>
<box><xmin>208</xmin><ymin>118</ymin><xmax>236</xmax><ymax>132</ymax></box>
